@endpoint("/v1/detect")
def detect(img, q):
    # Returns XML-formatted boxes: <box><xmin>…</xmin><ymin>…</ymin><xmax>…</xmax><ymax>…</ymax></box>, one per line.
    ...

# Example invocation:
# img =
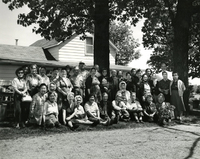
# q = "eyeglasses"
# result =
<box><xmin>18</xmin><ymin>72</ymin><xmax>24</xmax><ymax>74</ymax></box>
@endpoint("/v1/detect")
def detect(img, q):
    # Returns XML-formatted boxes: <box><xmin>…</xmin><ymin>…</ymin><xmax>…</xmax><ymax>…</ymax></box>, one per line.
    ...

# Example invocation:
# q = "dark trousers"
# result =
<box><xmin>14</xmin><ymin>93</ymin><xmax>28</xmax><ymax>123</ymax></box>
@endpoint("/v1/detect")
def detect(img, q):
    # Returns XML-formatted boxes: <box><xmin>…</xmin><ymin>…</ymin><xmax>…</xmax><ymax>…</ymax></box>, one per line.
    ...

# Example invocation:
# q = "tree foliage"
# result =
<box><xmin>131</xmin><ymin>0</ymin><xmax>200</xmax><ymax>78</ymax></box>
<box><xmin>109</xmin><ymin>21</ymin><xmax>140</xmax><ymax>65</ymax></box>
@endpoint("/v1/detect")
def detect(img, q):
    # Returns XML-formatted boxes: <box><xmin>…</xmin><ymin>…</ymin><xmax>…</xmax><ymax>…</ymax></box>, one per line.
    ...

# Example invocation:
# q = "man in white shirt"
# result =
<box><xmin>156</xmin><ymin>63</ymin><xmax>173</xmax><ymax>81</ymax></box>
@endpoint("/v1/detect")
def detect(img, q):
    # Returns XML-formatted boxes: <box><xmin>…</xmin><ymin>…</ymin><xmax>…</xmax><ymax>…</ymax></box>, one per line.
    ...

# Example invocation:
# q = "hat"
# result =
<box><xmin>79</xmin><ymin>61</ymin><xmax>85</xmax><ymax>65</ymax></box>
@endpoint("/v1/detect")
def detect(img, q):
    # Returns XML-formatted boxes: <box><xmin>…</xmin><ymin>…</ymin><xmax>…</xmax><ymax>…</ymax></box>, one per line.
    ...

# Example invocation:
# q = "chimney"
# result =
<box><xmin>15</xmin><ymin>39</ymin><xmax>18</xmax><ymax>46</ymax></box>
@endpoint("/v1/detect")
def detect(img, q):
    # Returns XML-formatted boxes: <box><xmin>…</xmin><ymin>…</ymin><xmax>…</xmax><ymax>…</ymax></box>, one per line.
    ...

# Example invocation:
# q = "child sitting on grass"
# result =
<box><xmin>43</xmin><ymin>91</ymin><xmax>61</xmax><ymax>128</ymax></box>
<box><xmin>143</xmin><ymin>94</ymin><xmax>158</xmax><ymax>122</ymax></box>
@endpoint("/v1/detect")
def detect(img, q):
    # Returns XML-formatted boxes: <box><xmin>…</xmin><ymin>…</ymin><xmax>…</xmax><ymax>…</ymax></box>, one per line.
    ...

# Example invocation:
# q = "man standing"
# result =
<box><xmin>158</xmin><ymin>71</ymin><xmax>171</xmax><ymax>102</ymax></box>
<box><xmin>156</xmin><ymin>63</ymin><xmax>172</xmax><ymax>81</ymax></box>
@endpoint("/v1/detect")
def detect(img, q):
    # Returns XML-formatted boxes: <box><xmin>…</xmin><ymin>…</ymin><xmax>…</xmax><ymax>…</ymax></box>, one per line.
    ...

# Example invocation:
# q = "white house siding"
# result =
<box><xmin>0</xmin><ymin>65</ymin><xmax>20</xmax><ymax>84</ymax></box>
<box><xmin>57</xmin><ymin>34</ymin><xmax>116</xmax><ymax>65</ymax></box>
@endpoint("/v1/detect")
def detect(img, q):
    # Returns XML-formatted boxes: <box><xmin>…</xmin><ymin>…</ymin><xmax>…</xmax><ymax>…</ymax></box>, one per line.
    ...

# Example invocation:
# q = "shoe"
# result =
<box><xmin>73</xmin><ymin>124</ymin><xmax>79</xmax><ymax>129</ymax></box>
<box><xmin>136</xmin><ymin>119</ymin><xmax>139</xmax><ymax>123</ymax></box>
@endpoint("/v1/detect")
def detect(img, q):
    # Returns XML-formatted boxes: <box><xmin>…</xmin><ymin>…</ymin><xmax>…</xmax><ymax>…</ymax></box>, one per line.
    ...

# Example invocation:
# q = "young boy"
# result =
<box><xmin>143</xmin><ymin>94</ymin><xmax>157</xmax><ymax>122</ymax></box>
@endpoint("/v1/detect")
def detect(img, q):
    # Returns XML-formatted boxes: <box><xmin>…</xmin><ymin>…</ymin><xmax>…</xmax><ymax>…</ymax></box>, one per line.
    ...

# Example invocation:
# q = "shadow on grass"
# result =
<box><xmin>184</xmin><ymin>137</ymin><xmax>200</xmax><ymax>159</ymax></box>
<box><xmin>0</xmin><ymin>121</ymin><xmax>157</xmax><ymax>140</ymax></box>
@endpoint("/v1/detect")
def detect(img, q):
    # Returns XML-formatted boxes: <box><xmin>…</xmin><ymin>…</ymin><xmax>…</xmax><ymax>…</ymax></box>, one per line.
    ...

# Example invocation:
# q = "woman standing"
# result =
<box><xmin>26</xmin><ymin>64</ymin><xmax>42</xmax><ymax>97</ymax></box>
<box><xmin>170</xmin><ymin>71</ymin><xmax>186</xmax><ymax>123</ymax></box>
<box><xmin>139</xmin><ymin>74</ymin><xmax>152</xmax><ymax>107</ymax></box>
<box><xmin>30</xmin><ymin>83</ymin><xmax>48</xmax><ymax>126</ymax></box>
<box><xmin>12</xmin><ymin>67</ymin><xmax>28</xmax><ymax>128</ymax></box>
<box><xmin>57</xmin><ymin>69</ymin><xmax>73</xmax><ymax>112</ymax></box>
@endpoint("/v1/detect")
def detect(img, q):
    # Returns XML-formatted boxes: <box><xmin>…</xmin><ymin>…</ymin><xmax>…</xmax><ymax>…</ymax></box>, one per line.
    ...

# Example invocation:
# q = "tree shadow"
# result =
<box><xmin>163</xmin><ymin>126</ymin><xmax>200</xmax><ymax>159</ymax></box>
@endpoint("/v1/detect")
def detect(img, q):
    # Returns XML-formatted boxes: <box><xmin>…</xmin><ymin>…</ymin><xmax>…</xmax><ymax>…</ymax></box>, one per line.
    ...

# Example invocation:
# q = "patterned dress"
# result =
<box><xmin>30</xmin><ymin>93</ymin><xmax>48</xmax><ymax>125</ymax></box>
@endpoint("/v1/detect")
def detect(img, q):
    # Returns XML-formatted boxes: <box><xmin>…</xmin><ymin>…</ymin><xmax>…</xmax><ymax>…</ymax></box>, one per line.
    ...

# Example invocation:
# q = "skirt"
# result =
<box><xmin>171</xmin><ymin>90</ymin><xmax>186</xmax><ymax>113</ymax></box>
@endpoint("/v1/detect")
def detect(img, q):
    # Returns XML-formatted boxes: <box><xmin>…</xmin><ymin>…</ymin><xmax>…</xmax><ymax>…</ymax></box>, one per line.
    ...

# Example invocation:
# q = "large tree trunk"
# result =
<box><xmin>94</xmin><ymin>0</ymin><xmax>110</xmax><ymax>74</ymax></box>
<box><xmin>173</xmin><ymin>0</ymin><xmax>192</xmax><ymax>112</ymax></box>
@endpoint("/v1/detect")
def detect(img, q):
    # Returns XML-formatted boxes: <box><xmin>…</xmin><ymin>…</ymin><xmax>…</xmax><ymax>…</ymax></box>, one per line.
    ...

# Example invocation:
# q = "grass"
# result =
<box><xmin>0</xmin><ymin>115</ymin><xmax>200</xmax><ymax>141</ymax></box>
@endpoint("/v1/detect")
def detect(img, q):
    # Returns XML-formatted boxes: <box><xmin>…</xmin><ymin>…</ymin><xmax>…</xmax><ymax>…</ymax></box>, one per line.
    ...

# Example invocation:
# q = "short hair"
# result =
<box><xmin>131</xmin><ymin>68</ymin><xmax>136</xmax><ymax>72</ymax></box>
<box><xmin>136</xmin><ymin>69</ymin><xmax>141</xmax><ymax>74</ymax></box>
<box><xmin>162</xmin><ymin>71</ymin><xmax>168</xmax><ymax>75</ymax></box>
<box><xmin>47</xmin><ymin>91</ymin><xmax>57</xmax><ymax>100</ymax></box>
<box><xmin>172</xmin><ymin>71</ymin><xmax>178</xmax><ymax>75</ymax></box>
<box><xmin>40</xmin><ymin>66</ymin><xmax>46</xmax><ymax>70</ymax></box>
<box><xmin>30</xmin><ymin>64</ymin><xmax>37</xmax><ymax>69</ymax></box>
<box><xmin>126</xmin><ymin>72</ymin><xmax>131</xmax><ymax>76</ymax></box>
<box><xmin>15</xmin><ymin>67</ymin><xmax>24</xmax><ymax>76</ymax></box>
<box><xmin>53</xmin><ymin>67</ymin><xmax>59</xmax><ymax>71</ymax></box>
<box><xmin>39</xmin><ymin>83</ymin><xmax>48</xmax><ymax>90</ymax></box>
<box><xmin>90</xmin><ymin>67</ymin><xmax>96</xmax><ymax>72</ymax></box>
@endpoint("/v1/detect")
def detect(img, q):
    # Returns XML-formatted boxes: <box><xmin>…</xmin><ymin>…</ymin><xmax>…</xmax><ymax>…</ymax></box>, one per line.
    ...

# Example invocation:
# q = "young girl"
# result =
<box><xmin>66</xmin><ymin>95</ymin><xmax>93</xmax><ymax>130</ymax></box>
<box><xmin>43</xmin><ymin>92</ymin><xmax>60</xmax><ymax>128</ymax></box>
<box><xmin>143</xmin><ymin>94</ymin><xmax>157</xmax><ymax>122</ymax></box>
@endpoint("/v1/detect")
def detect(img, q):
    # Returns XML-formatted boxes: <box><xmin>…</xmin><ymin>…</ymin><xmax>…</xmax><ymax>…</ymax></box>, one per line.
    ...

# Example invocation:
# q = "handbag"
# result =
<box><xmin>22</xmin><ymin>94</ymin><xmax>32</xmax><ymax>102</ymax></box>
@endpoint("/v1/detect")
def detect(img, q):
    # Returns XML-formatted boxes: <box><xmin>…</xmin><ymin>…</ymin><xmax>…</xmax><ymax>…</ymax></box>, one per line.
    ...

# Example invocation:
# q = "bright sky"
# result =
<box><xmin>0</xmin><ymin>1</ymin><xmax>152</xmax><ymax>69</ymax></box>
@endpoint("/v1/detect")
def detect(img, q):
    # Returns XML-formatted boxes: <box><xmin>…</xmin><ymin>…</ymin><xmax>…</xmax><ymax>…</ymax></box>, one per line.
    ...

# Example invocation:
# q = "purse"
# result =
<box><xmin>22</xmin><ymin>94</ymin><xmax>32</xmax><ymax>102</ymax></box>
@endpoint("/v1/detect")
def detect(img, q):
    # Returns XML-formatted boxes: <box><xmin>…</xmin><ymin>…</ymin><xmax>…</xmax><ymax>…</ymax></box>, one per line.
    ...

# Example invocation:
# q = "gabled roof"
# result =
<box><xmin>30</xmin><ymin>39</ymin><xmax>59</xmax><ymax>48</ymax></box>
<box><xmin>0</xmin><ymin>44</ymin><xmax>48</xmax><ymax>62</ymax></box>
<box><xmin>30</xmin><ymin>34</ymin><xmax>119</xmax><ymax>51</ymax></box>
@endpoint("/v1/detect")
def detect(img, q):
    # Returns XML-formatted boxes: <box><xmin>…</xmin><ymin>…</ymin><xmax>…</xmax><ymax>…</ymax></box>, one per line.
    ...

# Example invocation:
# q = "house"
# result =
<box><xmin>0</xmin><ymin>33</ymin><xmax>132</xmax><ymax>84</ymax></box>
<box><xmin>31</xmin><ymin>33</ymin><xmax>118</xmax><ymax>66</ymax></box>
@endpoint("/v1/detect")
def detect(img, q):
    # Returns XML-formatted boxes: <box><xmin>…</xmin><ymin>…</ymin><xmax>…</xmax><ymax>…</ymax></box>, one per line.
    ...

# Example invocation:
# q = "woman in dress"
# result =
<box><xmin>12</xmin><ymin>67</ymin><xmax>28</xmax><ymax>128</ymax></box>
<box><xmin>30</xmin><ymin>83</ymin><xmax>48</xmax><ymax>126</ymax></box>
<box><xmin>26</xmin><ymin>64</ymin><xmax>42</xmax><ymax>97</ymax></box>
<box><xmin>62</xmin><ymin>92</ymin><xmax>75</xmax><ymax>125</ymax></box>
<box><xmin>57</xmin><ymin>69</ymin><xmax>73</xmax><ymax>120</ymax></box>
<box><xmin>43</xmin><ymin>91</ymin><xmax>60</xmax><ymax>128</ymax></box>
<box><xmin>170</xmin><ymin>71</ymin><xmax>186</xmax><ymax>123</ymax></box>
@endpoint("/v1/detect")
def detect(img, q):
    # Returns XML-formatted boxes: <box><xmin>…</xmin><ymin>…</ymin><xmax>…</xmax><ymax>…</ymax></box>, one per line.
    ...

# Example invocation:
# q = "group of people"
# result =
<box><xmin>12</xmin><ymin>62</ymin><xmax>186</xmax><ymax>130</ymax></box>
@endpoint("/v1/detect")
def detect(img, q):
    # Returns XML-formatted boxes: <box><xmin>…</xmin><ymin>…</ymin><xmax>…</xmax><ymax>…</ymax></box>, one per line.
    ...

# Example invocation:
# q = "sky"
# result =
<box><xmin>0</xmin><ymin>1</ymin><xmax>152</xmax><ymax>69</ymax></box>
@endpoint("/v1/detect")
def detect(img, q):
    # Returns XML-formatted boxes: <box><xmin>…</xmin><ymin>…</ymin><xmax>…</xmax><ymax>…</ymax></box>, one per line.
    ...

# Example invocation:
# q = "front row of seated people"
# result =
<box><xmin>27</xmin><ymin>83</ymin><xmax>175</xmax><ymax>130</ymax></box>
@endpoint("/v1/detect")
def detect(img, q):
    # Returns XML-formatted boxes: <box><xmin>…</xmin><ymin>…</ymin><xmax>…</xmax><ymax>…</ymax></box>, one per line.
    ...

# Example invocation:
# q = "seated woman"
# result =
<box><xmin>62</xmin><ymin>92</ymin><xmax>75</xmax><ymax>125</ymax></box>
<box><xmin>43</xmin><ymin>91</ymin><xmax>60</xmax><ymax>128</ymax></box>
<box><xmin>116</xmin><ymin>81</ymin><xmax>131</xmax><ymax>104</ymax></box>
<box><xmin>84</xmin><ymin>94</ymin><xmax>109</xmax><ymax>126</ymax></box>
<box><xmin>156</xmin><ymin>93</ymin><xmax>175</xmax><ymax>126</ymax></box>
<box><xmin>143</xmin><ymin>94</ymin><xmax>157</xmax><ymax>122</ymax></box>
<box><xmin>30</xmin><ymin>83</ymin><xmax>48</xmax><ymax>126</ymax></box>
<box><xmin>127</xmin><ymin>92</ymin><xmax>143</xmax><ymax>123</ymax></box>
<box><xmin>66</xmin><ymin>95</ymin><xmax>93</xmax><ymax>130</ymax></box>
<box><xmin>111</xmin><ymin>93</ymin><xmax>130</xmax><ymax>123</ymax></box>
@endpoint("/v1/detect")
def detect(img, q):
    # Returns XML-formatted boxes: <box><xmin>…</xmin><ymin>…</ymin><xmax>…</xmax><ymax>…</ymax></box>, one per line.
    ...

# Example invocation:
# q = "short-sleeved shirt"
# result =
<box><xmin>84</xmin><ymin>102</ymin><xmax>99</xmax><ymax>117</ymax></box>
<box><xmin>12</xmin><ymin>78</ymin><xmax>27</xmax><ymax>91</ymax></box>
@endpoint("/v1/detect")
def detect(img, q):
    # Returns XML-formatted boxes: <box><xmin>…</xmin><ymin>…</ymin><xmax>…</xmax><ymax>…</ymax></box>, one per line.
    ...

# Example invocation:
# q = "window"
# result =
<box><xmin>85</xmin><ymin>37</ymin><xmax>93</xmax><ymax>55</ymax></box>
